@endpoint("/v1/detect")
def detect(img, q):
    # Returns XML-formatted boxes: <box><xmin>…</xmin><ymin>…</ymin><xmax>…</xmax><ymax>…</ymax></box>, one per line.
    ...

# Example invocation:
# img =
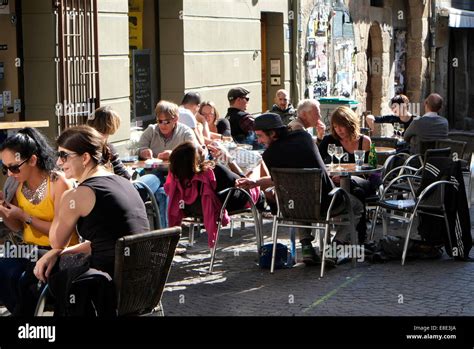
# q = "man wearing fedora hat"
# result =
<box><xmin>236</xmin><ymin>113</ymin><xmax>362</xmax><ymax>266</ymax></box>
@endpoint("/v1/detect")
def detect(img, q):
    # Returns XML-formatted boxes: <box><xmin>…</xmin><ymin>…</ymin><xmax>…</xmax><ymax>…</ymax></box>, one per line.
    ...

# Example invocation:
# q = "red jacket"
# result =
<box><xmin>164</xmin><ymin>170</ymin><xmax>230</xmax><ymax>248</ymax></box>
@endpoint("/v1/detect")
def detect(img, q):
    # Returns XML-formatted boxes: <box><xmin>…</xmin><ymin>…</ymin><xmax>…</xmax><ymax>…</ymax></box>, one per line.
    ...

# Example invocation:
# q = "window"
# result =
<box><xmin>54</xmin><ymin>0</ymin><xmax>100</xmax><ymax>132</ymax></box>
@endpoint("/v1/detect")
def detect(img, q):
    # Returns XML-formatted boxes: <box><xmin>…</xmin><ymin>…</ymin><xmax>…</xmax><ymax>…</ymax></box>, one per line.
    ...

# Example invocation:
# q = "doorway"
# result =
<box><xmin>366</xmin><ymin>23</ymin><xmax>383</xmax><ymax>115</ymax></box>
<box><xmin>261</xmin><ymin>12</ymin><xmax>284</xmax><ymax>112</ymax></box>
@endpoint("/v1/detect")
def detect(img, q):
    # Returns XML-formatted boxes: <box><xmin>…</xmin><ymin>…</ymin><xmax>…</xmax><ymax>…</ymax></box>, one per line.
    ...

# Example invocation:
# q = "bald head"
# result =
<box><xmin>425</xmin><ymin>93</ymin><xmax>443</xmax><ymax>113</ymax></box>
<box><xmin>274</xmin><ymin>89</ymin><xmax>290</xmax><ymax>110</ymax></box>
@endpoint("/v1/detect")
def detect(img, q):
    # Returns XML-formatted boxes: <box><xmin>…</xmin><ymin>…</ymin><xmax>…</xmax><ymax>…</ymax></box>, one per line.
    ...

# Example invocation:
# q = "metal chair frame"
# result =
<box><xmin>369</xmin><ymin>171</ymin><xmax>456</xmax><ymax>265</ymax></box>
<box><xmin>268</xmin><ymin>168</ymin><xmax>356</xmax><ymax>278</ymax></box>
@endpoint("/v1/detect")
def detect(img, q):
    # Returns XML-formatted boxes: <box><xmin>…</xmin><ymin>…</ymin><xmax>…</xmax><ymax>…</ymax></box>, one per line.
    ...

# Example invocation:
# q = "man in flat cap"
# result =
<box><xmin>236</xmin><ymin>113</ymin><xmax>362</xmax><ymax>266</ymax></box>
<box><xmin>225</xmin><ymin>87</ymin><xmax>260</xmax><ymax>148</ymax></box>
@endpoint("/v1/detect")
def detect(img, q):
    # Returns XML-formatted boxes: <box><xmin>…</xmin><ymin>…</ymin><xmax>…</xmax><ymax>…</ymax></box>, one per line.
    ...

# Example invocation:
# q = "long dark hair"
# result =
<box><xmin>0</xmin><ymin>127</ymin><xmax>57</xmax><ymax>174</ymax></box>
<box><xmin>56</xmin><ymin>125</ymin><xmax>111</xmax><ymax>165</ymax></box>
<box><xmin>169</xmin><ymin>142</ymin><xmax>214</xmax><ymax>184</ymax></box>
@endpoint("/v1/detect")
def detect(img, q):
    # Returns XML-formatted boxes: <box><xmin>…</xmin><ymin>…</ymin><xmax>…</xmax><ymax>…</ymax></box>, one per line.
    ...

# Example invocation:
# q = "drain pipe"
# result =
<box><xmin>429</xmin><ymin>0</ymin><xmax>437</xmax><ymax>93</ymax></box>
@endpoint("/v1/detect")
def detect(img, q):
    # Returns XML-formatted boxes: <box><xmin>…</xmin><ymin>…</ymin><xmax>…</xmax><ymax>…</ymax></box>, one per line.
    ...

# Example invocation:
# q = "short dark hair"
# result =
<box><xmin>181</xmin><ymin>92</ymin><xmax>201</xmax><ymax>106</ymax></box>
<box><xmin>425</xmin><ymin>93</ymin><xmax>443</xmax><ymax>112</ymax></box>
<box><xmin>389</xmin><ymin>94</ymin><xmax>409</xmax><ymax>106</ymax></box>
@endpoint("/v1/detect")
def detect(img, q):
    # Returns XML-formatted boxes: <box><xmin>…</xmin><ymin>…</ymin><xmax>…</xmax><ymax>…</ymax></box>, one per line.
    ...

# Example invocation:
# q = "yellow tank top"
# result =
<box><xmin>16</xmin><ymin>177</ymin><xmax>79</xmax><ymax>247</ymax></box>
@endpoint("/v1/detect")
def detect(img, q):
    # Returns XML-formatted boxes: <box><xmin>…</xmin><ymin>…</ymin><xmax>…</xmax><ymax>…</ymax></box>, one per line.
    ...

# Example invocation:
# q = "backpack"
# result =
<box><xmin>259</xmin><ymin>243</ymin><xmax>289</xmax><ymax>269</ymax></box>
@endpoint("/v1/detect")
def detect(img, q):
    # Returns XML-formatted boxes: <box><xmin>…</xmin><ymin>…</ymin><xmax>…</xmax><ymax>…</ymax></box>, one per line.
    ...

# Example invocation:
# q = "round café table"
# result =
<box><xmin>326</xmin><ymin>163</ymin><xmax>383</xmax><ymax>191</ymax></box>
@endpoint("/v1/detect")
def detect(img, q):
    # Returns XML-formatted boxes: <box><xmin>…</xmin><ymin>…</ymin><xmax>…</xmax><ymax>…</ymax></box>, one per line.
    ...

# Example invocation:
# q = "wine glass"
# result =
<box><xmin>398</xmin><ymin>124</ymin><xmax>405</xmax><ymax>138</ymax></box>
<box><xmin>327</xmin><ymin>143</ymin><xmax>336</xmax><ymax>168</ymax></box>
<box><xmin>335</xmin><ymin>146</ymin><xmax>345</xmax><ymax>170</ymax></box>
<box><xmin>393</xmin><ymin>122</ymin><xmax>400</xmax><ymax>138</ymax></box>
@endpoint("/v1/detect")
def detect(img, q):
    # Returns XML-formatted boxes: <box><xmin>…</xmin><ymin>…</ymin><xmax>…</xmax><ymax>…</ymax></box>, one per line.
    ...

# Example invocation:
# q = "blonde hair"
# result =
<box><xmin>331</xmin><ymin>106</ymin><xmax>360</xmax><ymax>141</ymax></box>
<box><xmin>155</xmin><ymin>100</ymin><xmax>179</xmax><ymax>119</ymax></box>
<box><xmin>86</xmin><ymin>106</ymin><xmax>121</xmax><ymax>136</ymax></box>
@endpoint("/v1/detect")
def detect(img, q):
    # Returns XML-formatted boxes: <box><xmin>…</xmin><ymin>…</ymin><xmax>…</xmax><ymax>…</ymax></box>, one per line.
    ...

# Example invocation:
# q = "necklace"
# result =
<box><xmin>22</xmin><ymin>177</ymin><xmax>48</xmax><ymax>205</ymax></box>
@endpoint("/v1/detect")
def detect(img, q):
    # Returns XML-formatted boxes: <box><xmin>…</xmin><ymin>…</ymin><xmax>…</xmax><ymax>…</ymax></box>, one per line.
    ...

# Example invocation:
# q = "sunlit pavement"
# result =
<box><xmin>162</xmin><ymin>207</ymin><xmax>474</xmax><ymax>316</ymax></box>
<box><xmin>1</xmin><ymin>203</ymin><xmax>473</xmax><ymax>317</ymax></box>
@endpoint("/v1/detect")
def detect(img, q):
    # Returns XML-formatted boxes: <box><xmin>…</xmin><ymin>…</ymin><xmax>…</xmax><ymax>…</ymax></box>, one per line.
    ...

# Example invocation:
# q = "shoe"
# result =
<box><xmin>301</xmin><ymin>244</ymin><xmax>320</xmax><ymax>265</ymax></box>
<box><xmin>175</xmin><ymin>247</ymin><xmax>187</xmax><ymax>255</ymax></box>
<box><xmin>323</xmin><ymin>257</ymin><xmax>337</xmax><ymax>268</ymax></box>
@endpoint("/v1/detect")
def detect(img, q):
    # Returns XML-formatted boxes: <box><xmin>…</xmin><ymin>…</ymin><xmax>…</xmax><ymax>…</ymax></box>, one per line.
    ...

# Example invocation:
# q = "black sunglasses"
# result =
<box><xmin>2</xmin><ymin>158</ymin><xmax>30</xmax><ymax>175</ymax></box>
<box><xmin>56</xmin><ymin>150</ymin><xmax>78</xmax><ymax>162</ymax></box>
<box><xmin>240</xmin><ymin>96</ymin><xmax>250</xmax><ymax>101</ymax></box>
<box><xmin>157</xmin><ymin>119</ymin><xmax>173</xmax><ymax>125</ymax></box>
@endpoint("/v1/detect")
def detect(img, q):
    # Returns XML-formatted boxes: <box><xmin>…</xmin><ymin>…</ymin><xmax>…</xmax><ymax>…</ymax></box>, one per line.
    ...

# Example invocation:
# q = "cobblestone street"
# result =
<box><xmin>162</xmin><ymin>211</ymin><xmax>474</xmax><ymax>317</ymax></box>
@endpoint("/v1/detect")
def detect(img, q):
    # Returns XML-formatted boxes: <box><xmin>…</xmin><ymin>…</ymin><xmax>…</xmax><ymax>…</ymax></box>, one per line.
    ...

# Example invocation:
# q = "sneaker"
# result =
<box><xmin>301</xmin><ymin>244</ymin><xmax>320</xmax><ymax>265</ymax></box>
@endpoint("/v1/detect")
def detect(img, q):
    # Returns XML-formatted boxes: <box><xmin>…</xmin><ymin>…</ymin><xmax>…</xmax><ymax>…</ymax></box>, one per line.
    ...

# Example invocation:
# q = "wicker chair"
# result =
<box><xmin>448</xmin><ymin>131</ymin><xmax>474</xmax><ymax>163</ymax></box>
<box><xmin>435</xmin><ymin>139</ymin><xmax>466</xmax><ymax>162</ymax></box>
<box><xmin>35</xmin><ymin>227</ymin><xmax>181</xmax><ymax>316</ymax></box>
<box><xmin>370</xmin><ymin>137</ymin><xmax>399</xmax><ymax>148</ymax></box>
<box><xmin>269</xmin><ymin>168</ymin><xmax>356</xmax><ymax>278</ymax></box>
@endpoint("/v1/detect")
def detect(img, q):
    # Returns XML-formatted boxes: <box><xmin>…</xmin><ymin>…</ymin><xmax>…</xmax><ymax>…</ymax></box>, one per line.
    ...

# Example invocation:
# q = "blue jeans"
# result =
<box><xmin>136</xmin><ymin>173</ymin><xmax>168</xmax><ymax>228</ymax></box>
<box><xmin>0</xmin><ymin>258</ymin><xmax>28</xmax><ymax>313</ymax></box>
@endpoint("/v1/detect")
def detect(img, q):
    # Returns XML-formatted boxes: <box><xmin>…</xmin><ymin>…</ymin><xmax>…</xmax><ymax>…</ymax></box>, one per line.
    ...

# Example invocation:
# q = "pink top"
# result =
<box><xmin>164</xmin><ymin>169</ymin><xmax>230</xmax><ymax>248</ymax></box>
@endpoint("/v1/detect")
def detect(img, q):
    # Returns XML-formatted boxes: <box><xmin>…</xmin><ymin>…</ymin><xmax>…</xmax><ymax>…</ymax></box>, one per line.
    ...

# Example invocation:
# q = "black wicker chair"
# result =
<box><xmin>35</xmin><ymin>227</ymin><xmax>181</xmax><ymax>316</ymax></box>
<box><xmin>269</xmin><ymin>168</ymin><xmax>357</xmax><ymax>278</ymax></box>
<box><xmin>435</xmin><ymin>139</ymin><xmax>466</xmax><ymax>162</ymax></box>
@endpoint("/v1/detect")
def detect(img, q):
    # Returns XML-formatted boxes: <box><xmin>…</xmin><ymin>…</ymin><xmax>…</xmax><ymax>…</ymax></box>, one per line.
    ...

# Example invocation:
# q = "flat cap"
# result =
<box><xmin>228</xmin><ymin>87</ymin><xmax>250</xmax><ymax>102</ymax></box>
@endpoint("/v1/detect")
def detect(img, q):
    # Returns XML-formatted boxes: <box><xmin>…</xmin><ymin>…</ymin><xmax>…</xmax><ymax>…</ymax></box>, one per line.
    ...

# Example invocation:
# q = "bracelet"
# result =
<box><xmin>25</xmin><ymin>215</ymin><xmax>33</xmax><ymax>225</ymax></box>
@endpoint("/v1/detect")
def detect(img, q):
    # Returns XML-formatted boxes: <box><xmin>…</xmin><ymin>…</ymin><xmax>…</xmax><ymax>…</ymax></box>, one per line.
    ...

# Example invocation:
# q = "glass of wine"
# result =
<box><xmin>393</xmin><ymin>122</ymin><xmax>400</xmax><ymax>138</ymax></box>
<box><xmin>335</xmin><ymin>146</ymin><xmax>345</xmax><ymax>170</ymax></box>
<box><xmin>327</xmin><ymin>143</ymin><xmax>336</xmax><ymax>168</ymax></box>
<box><xmin>398</xmin><ymin>124</ymin><xmax>404</xmax><ymax>138</ymax></box>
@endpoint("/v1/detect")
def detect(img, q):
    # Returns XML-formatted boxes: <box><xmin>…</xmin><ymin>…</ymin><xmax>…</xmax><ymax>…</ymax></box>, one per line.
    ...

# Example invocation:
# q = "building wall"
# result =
<box><xmin>97</xmin><ymin>0</ymin><xmax>130</xmax><ymax>143</ymax></box>
<box><xmin>296</xmin><ymin>0</ymin><xmax>430</xmax><ymax>135</ymax></box>
<box><xmin>19</xmin><ymin>0</ymin><xmax>130</xmax><ymax>142</ymax></box>
<box><xmin>159</xmin><ymin>0</ymin><xmax>291</xmax><ymax>115</ymax></box>
<box><xmin>437</xmin><ymin>0</ymin><xmax>474</xmax><ymax>129</ymax></box>
<box><xmin>21</xmin><ymin>0</ymin><xmax>57</xmax><ymax>140</ymax></box>
<box><xmin>0</xmin><ymin>0</ymin><xmax>20</xmax><ymax>124</ymax></box>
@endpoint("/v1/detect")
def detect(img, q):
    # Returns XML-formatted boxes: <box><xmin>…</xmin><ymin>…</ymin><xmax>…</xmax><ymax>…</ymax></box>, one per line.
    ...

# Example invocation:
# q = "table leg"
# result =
<box><xmin>339</xmin><ymin>174</ymin><xmax>351</xmax><ymax>192</ymax></box>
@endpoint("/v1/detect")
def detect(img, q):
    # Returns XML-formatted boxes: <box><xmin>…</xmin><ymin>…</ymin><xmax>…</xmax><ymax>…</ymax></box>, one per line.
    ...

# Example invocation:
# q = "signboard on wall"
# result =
<box><xmin>129</xmin><ymin>0</ymin><xmax>143</xmax><ymax>50</ymax></box>
<box><xmin>132</xmin><ymin>49</ymin><xmax>152</xmax><ymax>120</ymax></box>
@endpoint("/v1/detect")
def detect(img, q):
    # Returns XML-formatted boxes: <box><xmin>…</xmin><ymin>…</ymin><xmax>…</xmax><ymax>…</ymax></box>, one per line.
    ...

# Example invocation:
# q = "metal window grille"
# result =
<box><xmin>54</xmin><ymin>0</ymin><xmax>100</xmax><ymax>133</ymax></box>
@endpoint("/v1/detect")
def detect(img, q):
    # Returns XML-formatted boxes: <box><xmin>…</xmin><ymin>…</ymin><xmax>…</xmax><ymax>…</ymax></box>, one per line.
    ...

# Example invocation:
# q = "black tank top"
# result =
<box><xmin>77</xmin><ymin>175</ymin><xmax>150</xmax><ymax>275</ymax></box>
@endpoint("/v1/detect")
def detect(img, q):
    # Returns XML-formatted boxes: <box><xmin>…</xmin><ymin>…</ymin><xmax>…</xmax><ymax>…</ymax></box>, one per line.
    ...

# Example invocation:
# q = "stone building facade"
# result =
<box><xmin>298</xmin><ymin>0</ymin><xmax>429</xmax><ymax>121</ymax></box>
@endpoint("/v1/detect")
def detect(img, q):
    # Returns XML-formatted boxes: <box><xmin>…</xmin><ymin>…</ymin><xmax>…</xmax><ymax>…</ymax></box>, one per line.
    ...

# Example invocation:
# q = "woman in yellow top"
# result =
<box><xmin>0</xmin><ymin>127</ymin><xmax>77</xmax><ymax>315</ymax></box>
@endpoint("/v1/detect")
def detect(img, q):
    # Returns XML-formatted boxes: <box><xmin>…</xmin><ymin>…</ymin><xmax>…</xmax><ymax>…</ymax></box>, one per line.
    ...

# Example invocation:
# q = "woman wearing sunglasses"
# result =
<box><xmin>32</xmin><ymin>125</ymin><xmax>149</xmax><ymax>314</ymax></box>
<box><xmin>0</xmin><ymin>127</ymin><xmax>79</xmax><ymax>315</ymax></box>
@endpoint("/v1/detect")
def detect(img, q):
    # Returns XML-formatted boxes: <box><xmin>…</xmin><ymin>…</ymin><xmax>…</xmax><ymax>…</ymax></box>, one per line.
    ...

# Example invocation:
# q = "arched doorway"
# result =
<box><xmin>366</xmin><ymin>23</ymin><xmax>383</xmax><ymax>115</ymax></box>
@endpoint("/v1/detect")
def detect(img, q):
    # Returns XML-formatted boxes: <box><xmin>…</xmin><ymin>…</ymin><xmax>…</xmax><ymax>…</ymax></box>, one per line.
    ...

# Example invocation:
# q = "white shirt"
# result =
<box><xmin>178</xmin><ymin>107</ymin><xmax>197</xmax><ymax>129</ymax></box>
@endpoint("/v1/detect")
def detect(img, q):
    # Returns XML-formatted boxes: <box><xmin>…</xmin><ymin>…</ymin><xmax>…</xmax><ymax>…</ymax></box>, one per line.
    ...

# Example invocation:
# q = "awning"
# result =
<box><xmin>439</xmin><ymin>7</ymin><xmax>474</xmax><ymax>28</ymax></box>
